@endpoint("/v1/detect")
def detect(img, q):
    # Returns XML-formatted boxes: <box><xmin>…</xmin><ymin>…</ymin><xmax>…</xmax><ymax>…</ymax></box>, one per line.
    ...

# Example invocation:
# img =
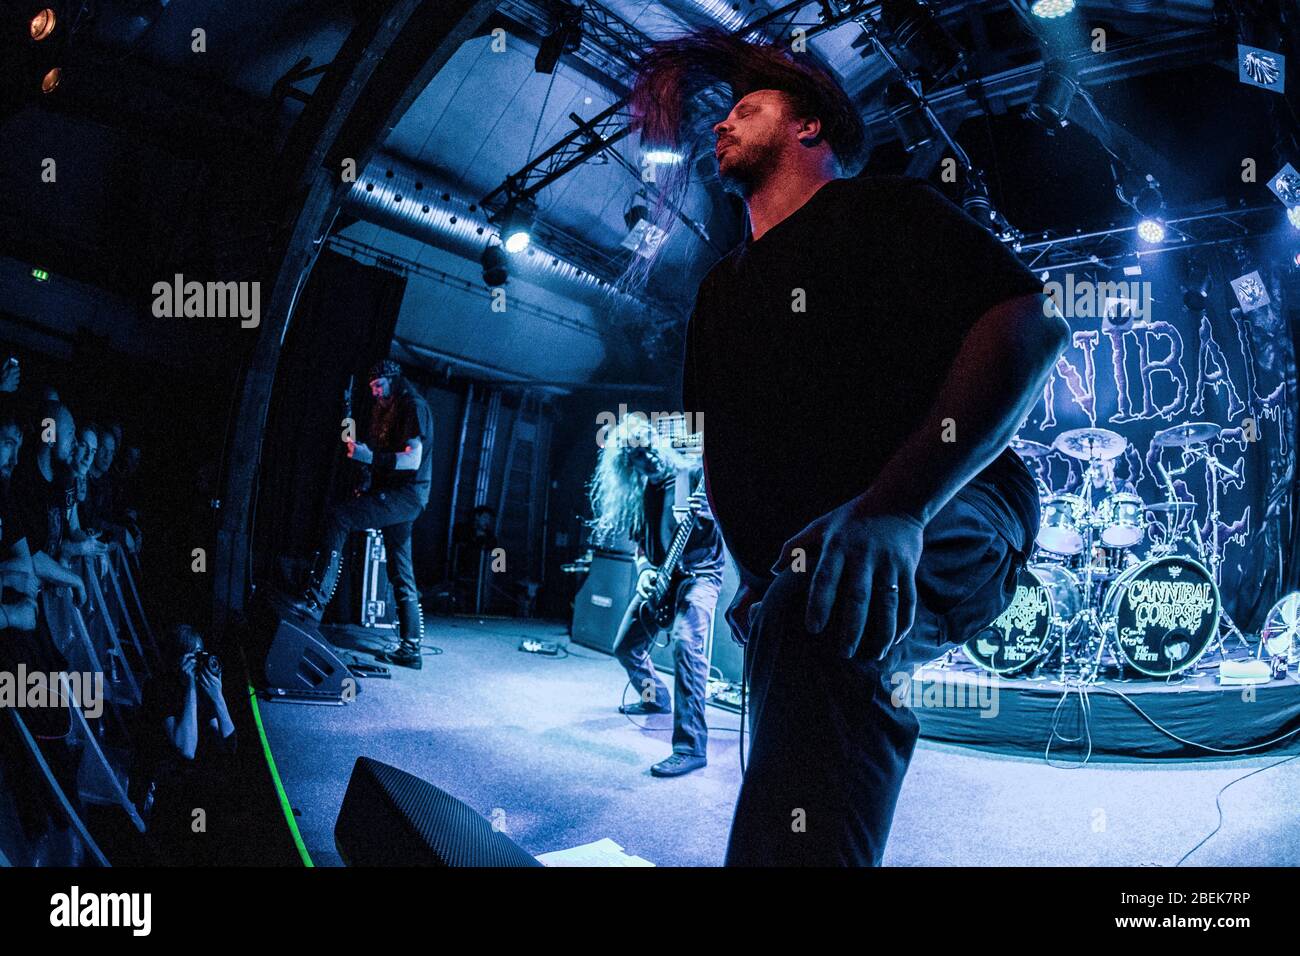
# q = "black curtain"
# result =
<box><xmin>253</xmin><ymin>250</ymin><xmax>405</xmax><ymax>581</ymax></box>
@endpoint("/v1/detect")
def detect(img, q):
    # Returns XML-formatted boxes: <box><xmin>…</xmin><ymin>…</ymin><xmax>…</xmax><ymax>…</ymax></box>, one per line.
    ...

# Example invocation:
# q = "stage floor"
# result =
<box><xmin>258</xmin><ymin>616</ymin><xmax>1300</xmax><ymax>866</ymax></box>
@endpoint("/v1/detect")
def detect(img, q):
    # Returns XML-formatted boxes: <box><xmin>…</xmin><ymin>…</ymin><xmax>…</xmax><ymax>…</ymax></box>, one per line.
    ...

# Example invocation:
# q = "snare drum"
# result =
<box><xmin>1096</xmin><ymin>492</ymin><xmax>1146</xmax><ymax>549</ymax></box>
<box><xmin>1037</xmin><ymin>494</ymin><xmax>1086</xmax><ymax>555</ymax></box>
<box><xmin>964</xmin><ymin>563</ymin><xmax>1081</xmax><ymax>676</ymax></box>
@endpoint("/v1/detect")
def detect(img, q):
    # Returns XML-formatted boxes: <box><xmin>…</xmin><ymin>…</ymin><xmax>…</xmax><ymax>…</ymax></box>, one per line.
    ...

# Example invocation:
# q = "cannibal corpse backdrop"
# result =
<box><xmin>1016</xmin><ymin>249</ymin><xmax>1296</xmax><ymax>629</ymax></box>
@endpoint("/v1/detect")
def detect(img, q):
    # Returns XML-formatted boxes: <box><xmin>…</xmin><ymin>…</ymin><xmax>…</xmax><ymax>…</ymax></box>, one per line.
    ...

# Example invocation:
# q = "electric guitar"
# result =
<box><xmin>635</xmin><ymin>475</ymin><xmax>707</xmax><ymax>631</ymax></box>
<box><xmin>342</xmin><ymin>375</ymin><xmax>372</xmax><ymax>496</ymax></box>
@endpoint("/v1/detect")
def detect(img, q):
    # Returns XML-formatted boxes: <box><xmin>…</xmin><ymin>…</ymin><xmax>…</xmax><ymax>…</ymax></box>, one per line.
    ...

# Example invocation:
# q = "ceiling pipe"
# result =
<box><xmin>346</xmin><ymin>154</ymin><xmax>644</xmax><ymax>313</ymax></box>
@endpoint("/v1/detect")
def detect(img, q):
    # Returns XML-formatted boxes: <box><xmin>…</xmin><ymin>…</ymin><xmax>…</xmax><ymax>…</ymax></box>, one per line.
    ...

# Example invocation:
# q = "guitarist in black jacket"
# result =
<box><xmin>589</xmin><ymin>414</ymin><xmax>724</xmax><ymax>777</ymax></box>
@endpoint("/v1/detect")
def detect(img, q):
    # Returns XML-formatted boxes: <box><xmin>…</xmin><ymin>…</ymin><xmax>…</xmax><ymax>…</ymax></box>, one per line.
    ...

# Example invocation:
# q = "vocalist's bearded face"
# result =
<box><xmin>712</xmin><ymin>90</ymin><xmax>800</xmax><ymax>194</ymax></box>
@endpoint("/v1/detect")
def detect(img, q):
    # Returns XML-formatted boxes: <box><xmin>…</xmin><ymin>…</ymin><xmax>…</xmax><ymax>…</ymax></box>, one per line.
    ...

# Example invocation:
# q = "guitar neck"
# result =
<box><xmin>653</xmin><ymin>475</ymin><xmax>705</xmax><ymax>589</ymax></box>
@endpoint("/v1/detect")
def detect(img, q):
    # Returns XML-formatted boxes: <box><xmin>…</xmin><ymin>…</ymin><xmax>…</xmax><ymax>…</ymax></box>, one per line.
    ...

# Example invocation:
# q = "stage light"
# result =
<box><xmin>29</xmin><ymin>7</ymin><xmax>56</xmax><ymax>41</ymax></box>
<box><xmin>1183</xmin><ymin>287</ymin><xmax>1208</xmax><ymax>312</ymax></box>
<box><xmin>884</xmin><ymin>81</ymin><xmax>935</xmax><ymax>152</ymax></box>
<box><xmin>41</xmin><ymin>66</ymin><xmax>61</xmax><ymax>94</ymax></box>
<box><xmin>504</xmin><ymin>228</ymin><xmax>530</xmax><ymax>254</ymax></box>
<box><xmin>1028</xmin><ymin>61</ymin><xmax>1078</xmax><ymax>129</ymax></box>
<box><xmin>623</xmin><ymin>191</ymin><xmax>649</xmax><ymax>232</ymax></box>
<box><xmin>1136</xmin><ymin>217</ymin><xmax>1164</xmax><ymax>243</ymax></box>
<box><xmin>961</xmin><ymin>169</ymin><xmax>998</xmax><ymax>229</ymax></box>
<box><xmin>481</xmin><ymin>244</ymin><xmax>509</xmax><ymax>286</ymax></box>
<box><xmin>534</xmin><ymin>1</ymin><xmax>583</xmax><ymax>75</ymax></box>
<box><xmin>1288</xmin><ymin>205</ymin><xmax>1300</xmax><ymax>229</ymax></box>
<box><xmin>880</xmin><ymin>0</ymin><xmax>965</xmax><ymax>84</ymax></box>
<box><xmin>501</xmin><ymin>203</ymin><xmax>534</xmax><ymax>254</ymax></box>
<box><xmin>1030</xmin><ymin>0</ymin><xmax>1074</xmax><ymax>17</ymax></box>
<box><xmin>1136</xmin><ymin>218</ymin><xmax>1165</xmax><ymax>243</ymax></box>
<box><xmin>642</xmin><ymin>149</ymin><xmax>682</xmax><ymax>165</ymax></box>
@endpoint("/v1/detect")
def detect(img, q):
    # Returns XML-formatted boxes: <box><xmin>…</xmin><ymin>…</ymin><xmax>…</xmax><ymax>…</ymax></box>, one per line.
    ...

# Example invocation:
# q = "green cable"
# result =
<box><xmin>246</xmin><ymin>682</ymin><xmax>315</xmax><ymax>867</ymax></box>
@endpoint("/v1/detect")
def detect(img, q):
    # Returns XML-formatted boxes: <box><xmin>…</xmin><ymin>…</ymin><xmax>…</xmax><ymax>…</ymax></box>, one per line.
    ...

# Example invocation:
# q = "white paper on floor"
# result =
<box><xmin>536</xmin><ymin>837</ymin><xmax>654</xmax><ymax>867</ymax></box>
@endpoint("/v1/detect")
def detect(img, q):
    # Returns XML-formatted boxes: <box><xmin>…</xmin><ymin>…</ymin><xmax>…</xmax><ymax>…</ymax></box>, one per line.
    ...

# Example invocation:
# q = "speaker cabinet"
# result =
<box><xmin>335</xmin><ymin>757</ymin><xmax>541</xmax><ymax>867</ymax></box>
<box><xmin>254</xmin><ymin>592</ymin><xmax>358</xmax><ymax>703</ymax></box>
<box><xmin>570</xmin><ymin>550</ymin><xmax>639</xmax><ymax>654</ymax></box>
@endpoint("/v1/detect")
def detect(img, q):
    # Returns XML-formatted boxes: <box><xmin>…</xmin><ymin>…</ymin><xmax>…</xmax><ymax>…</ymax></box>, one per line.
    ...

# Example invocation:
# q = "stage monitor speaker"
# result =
<box><xmin>254</xmin><ymin>592</ymin><xmax>358</xmax><ymax>703</ymax></box>
<box><xmin>570</xmin><ymin>550</ymin><xmax>639</xmax><ymax>653</ymax></box>
<box><xmin>335</xmin><ymin>756</ymin><xmax>541</xmax><ymax>867</ymax></box>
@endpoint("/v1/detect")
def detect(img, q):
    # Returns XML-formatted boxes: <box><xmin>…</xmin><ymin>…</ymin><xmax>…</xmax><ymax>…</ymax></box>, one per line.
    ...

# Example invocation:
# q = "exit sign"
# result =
<box><xmin>31</xmin><ymin>268</ymin><xmax>49</xmax><ymax>281</ymax></box>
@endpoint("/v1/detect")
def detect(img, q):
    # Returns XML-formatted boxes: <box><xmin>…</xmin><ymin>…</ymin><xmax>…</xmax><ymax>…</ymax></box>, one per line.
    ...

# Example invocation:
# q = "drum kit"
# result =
<box><xmin>965</xmin><ymin>422</ymin><xmax>1249</xmax><ymax>682</ymax></box>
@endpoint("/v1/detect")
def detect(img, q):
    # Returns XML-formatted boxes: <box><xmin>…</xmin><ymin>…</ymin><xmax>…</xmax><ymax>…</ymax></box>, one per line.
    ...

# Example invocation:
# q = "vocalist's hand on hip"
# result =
<box><xmin>773</xmin><ymin>498</ymin><xmax>923</xmax><ymax>662</ymax></box>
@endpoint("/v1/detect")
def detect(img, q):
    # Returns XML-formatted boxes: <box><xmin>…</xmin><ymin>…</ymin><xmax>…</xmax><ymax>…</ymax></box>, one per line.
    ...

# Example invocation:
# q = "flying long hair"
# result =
<box><xmin>586</xmin><ymin>412</ymin><xmax>694</xmax><ymax>547</ymax></box>
<box><xmin>630</xmin><ymin>27</ymin><xmax>866</xmax><ymax>171</ymax></box>
<box><xmin>616</xmin><ymin>28</ymin><xmax>867</xmax><ymax>294</ymax></box>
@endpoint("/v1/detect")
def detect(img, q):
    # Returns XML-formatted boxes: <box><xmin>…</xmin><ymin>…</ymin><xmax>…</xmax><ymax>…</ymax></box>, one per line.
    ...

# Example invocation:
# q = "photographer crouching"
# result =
<box><xmin>132</xmin><ymin>624</ymin><xmax>236</xmax><ymax>865</ymax></box>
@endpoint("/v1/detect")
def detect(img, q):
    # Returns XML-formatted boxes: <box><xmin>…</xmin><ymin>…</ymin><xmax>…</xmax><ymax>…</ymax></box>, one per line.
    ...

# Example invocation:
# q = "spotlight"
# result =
<box><xmin>961</xmin><ymin>169</ymin><xmax>996</xmax><ymax>228</ymax></box>
<box><xmin>29</xmin><ymin>7</ymin><xmax>56</xmax><ymax>41</ymax></box>
<box><xmin>481</xmin><ymin>244</ymin><xmax>509</xmax><ymax>286</ymax></box>
<box><xmin>534</xmin><ymin>1</ymin><xmax>583</xmax><ymax>75</ymax></box>
<box><xmin>1131</xmin><ymin>176</ymin><xmax>1165</xmax><ymax>219</ymax></box>
<box><xmin>884</xmin><ymin>81</ymin><xmax>935</xmax><ymax>152</ymax></box>
<box><xmin>1030</xmin><ymin>0</ymin><xmax>1075</xmax><ymax>18</ymax></box>
<box><xmin>1288</xmin><ymin>206</ymin><xmax>1300</xmax><ymax>230</ymax></box>
<box><xmin>501</xmin><ymin>203</ymin><xmax>534</xmax><ymax>254</ymax></box>
<box><xmin>1183</xmin><ymin>290</ymin><xmax>1208</xmax><ymax>312</ymax></box>
<box><xmin>623</xmin><ymin>191</ymin><xmax>649</xmax><ymax>232</ymax></box>
<box><xmin>620</xmin><ymin>190</ymin><xmax>666</xmax><ymax>259</ymax></box>
<box><xmin>1136</xmin><ymin>218</ymin><xmax>1165</xmax><ymax>244</ymax></box>
<box><xmin>880</xmin><ymin>0</ymin><xmax>965</xmax><ymax>84</ymax></box>
<box><xmin>1028</xmin><ymin>60</ymin><xmax>1078</xmax><ymax>129</ymax></box>
<box><xmin>41</xmin><ymin>66</ymin><xmax>61</xmax><ymax>94</ymax></box>
<box><xmin>641</xmin><ymin>149</ymin><xmax>682</xmax><ymax>165</ymax></box>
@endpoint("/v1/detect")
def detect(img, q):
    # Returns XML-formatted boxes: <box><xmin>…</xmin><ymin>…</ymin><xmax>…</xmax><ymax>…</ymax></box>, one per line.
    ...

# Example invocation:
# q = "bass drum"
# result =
<box><xmin>1100</xmin><ymin>555</ymin><xmax>1220</xmax><ymax>676</ymax></box>
<box><xmin>964</xmin><ymin>563</ymin><xmax>1081</xmax><ymax>676</ymax></box>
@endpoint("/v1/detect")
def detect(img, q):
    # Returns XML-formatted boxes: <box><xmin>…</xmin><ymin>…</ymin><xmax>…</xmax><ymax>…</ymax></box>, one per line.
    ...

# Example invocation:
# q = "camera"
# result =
<box><xmin>192</xmin><ymin>650</ymin><xmax>221</xmax><ymax>677</ymax></box>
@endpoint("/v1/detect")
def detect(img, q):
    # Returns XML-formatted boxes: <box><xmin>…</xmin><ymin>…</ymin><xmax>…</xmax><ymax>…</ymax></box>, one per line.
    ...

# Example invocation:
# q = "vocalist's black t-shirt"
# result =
<box><xmin>682</xmin><ymin>174</ymin><xmax>1043</xmax><ymax>587</ymax></box>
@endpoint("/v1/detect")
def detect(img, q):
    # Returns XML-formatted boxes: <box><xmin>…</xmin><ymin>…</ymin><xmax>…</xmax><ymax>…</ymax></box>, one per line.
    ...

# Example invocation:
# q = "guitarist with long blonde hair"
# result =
<box><xmin>588</xmin><ymin>413</ymin><xmax>723</xmax><ymax>777</ymax></box>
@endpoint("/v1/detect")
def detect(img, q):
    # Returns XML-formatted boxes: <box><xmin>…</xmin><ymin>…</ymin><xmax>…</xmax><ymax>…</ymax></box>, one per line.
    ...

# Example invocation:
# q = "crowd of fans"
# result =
<box><xmin>0</xmin><ymin>358</ymin><xmax>232</xmax><ymax>866</ymax></box>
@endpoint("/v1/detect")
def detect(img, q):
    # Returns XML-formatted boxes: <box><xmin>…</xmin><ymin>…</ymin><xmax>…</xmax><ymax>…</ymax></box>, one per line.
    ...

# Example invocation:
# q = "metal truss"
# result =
<box><xmin>1013</xmin><ymin>204</ymin><xmax>1287</xmax><ymax>273</ymax></box>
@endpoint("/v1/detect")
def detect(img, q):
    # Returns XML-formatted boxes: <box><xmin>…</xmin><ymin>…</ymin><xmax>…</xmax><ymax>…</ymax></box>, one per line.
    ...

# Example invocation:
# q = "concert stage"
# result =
<box><xmin>256</xmin><ymin>615</ymin><xmax>1300</xmax><ymax>867</ymax></box>
<box><xmin>911</xmin><ymin>653</ymin><xmax>1300</xmax><ymax>760</ymax></box>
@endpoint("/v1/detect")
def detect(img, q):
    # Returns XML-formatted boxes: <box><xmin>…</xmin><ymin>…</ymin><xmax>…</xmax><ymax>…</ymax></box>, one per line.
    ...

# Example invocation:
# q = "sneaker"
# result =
<box><xmin>618</xmin><ymin>700</ymin><xmax>670</xmax><ymax>716</ymax></box>
<box><xmin>376</xmin><ymin>641</ymin><xmax>423</xmax><ymax>670</ymax></box>
<box><xmin>650</xmin><ymin>753</ymin><xmax>707</xmax><ymax>777</ymax></box>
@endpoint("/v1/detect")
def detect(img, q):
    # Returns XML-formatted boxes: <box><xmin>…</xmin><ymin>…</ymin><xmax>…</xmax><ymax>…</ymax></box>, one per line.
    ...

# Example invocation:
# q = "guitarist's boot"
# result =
<box><xmin>287</xmin><ymin>549</ymin><xmax>340</xmax><ymax>621</ymax></box>
<box><xmin>377</xmin><ymin>598</ymin><xmax>424</xmax><ymax>669</ymax></box>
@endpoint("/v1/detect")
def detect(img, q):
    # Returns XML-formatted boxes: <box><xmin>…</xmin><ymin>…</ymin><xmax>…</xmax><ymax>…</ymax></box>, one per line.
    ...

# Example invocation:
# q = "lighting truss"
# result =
<box><xmin>1015</xmin><ymin>204</ymin><xmax>1285</xmax><ymax>274</ymax></box>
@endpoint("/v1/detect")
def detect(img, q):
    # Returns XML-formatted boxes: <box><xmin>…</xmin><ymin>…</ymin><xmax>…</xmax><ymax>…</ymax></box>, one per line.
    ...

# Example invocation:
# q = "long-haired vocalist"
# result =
<box><xmin>588</xmin><ymin>414</ymin><xmax>723</xmax><ymax>777</ymax></box>
<box><xmin>631</xmin><ymin>30</ymin><xmax>1069</xmax><ymax>864</ymax></box>
<box><xmin>291</xmin><ymin>359</ymin><xmax>435</xmax><ymax>669</ymax></box>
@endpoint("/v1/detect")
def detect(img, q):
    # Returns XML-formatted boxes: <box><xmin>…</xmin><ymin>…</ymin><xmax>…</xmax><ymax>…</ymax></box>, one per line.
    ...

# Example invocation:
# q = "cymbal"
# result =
<box><xmin>1011</xmin><ymin>438</ymin><xmax>1052</xmax><ymax>459</ymax></box>
<box><xmin>1052</xmin><ymin>427</ymin><xmax>1127</xmax><ymax>461</ymax></box>
<box><xmin>1151</xmin><ymin>422</ymin><xmax>1221</xmax><ymax>448</ymax></box>
<box><xmin>1147</xmin><ymin>500</ymin><xmax>1196</xmax><ymax>513</ymax></box>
